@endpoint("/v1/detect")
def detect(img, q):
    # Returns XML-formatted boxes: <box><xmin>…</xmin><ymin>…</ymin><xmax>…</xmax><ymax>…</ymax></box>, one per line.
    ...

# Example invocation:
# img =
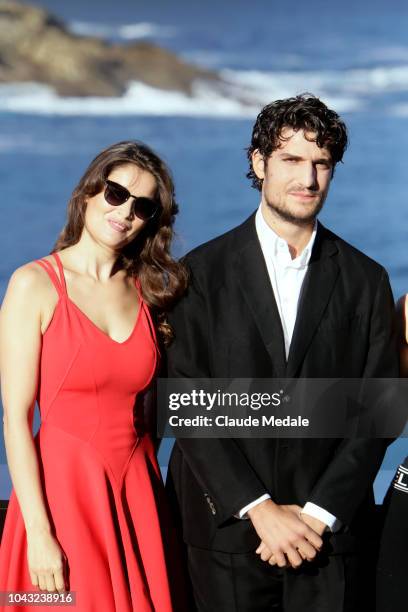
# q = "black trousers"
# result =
<box><xmin>186</xmin><ymin>543</ymin><xmax>373</xmax><ymax>612</ymax></box>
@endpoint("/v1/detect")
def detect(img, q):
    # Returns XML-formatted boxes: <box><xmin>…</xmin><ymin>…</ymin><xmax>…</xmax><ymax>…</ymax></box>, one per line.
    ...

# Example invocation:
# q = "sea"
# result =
<box><xmin>0</xmin><ymin>0</ymin><xmax>407</xmax><ymax>499</ymax></box>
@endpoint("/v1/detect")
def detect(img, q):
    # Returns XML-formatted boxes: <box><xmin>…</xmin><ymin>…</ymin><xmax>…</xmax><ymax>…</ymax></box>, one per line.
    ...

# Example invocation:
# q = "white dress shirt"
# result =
<box><xmin>237</xmin><ymin>205</ymin><xmax>341</xmax><ymax>532</ymax></box>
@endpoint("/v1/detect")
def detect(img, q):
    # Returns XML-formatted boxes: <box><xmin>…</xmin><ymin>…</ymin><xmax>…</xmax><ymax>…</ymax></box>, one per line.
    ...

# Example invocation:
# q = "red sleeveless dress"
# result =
<box><xmin>0</xmin><ymin>252</ymin><xmax>174</xmax><ymax>611</ymax></box>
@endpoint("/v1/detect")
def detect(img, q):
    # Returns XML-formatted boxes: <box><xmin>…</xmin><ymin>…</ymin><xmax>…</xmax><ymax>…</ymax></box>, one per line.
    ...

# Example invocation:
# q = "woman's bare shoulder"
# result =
<box><xmin>5</xmin><ymin>258</ymin><xmax>57</xmax><ymax>301</ymax></box>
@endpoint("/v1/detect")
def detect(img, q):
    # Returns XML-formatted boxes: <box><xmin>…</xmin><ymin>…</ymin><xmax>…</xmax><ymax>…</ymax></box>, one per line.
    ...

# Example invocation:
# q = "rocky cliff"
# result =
<box><xmin>0</xmin><ymin>0</ymin><xmax>220</xmax><ymax>97</ymax></box>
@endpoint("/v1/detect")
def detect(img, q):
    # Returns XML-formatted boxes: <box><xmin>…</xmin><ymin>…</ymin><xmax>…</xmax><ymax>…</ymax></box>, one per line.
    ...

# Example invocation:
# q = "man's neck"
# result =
<box><xmin>260</xmin><ymin>202</ymin><xmax>316</xmax><ymax>259</ymax></box>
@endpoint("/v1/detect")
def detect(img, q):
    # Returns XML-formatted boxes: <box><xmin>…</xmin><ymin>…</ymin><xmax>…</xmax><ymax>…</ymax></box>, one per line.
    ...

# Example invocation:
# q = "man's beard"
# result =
<box><xmin>265</xmin><ymin>193</ymin><xmax>326</xmax><ymax>227</ymax></box>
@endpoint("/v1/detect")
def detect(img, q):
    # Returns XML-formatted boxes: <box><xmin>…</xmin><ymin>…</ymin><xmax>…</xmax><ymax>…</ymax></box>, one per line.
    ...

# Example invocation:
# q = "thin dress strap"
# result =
<box><xmin>51</xmin><ymin>252</ymin><xmax>68</xmax><ymax>296</ymax></box>
<box><xmin>34</xmin><ymin>258</ymin><xmax>64</xmax><ymax>298</ymax></box>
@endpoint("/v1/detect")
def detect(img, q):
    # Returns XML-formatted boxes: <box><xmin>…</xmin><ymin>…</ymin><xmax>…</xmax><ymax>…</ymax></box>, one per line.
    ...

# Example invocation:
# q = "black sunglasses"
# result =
<box><xmin>104</xmin><ymin>179</ymin><xmax>160</xmax><ymax>221</ymax></box>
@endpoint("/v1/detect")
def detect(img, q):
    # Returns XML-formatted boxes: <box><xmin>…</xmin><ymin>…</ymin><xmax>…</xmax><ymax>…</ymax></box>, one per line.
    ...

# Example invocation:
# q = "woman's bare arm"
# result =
<box><xmin>0</xmin><ymin>263</ymin><xmax>66</xmax><ymax>592</ymax></box>
<box><xmin>1</xmin><ymin>264</ymin><xmax>50</xmax><ymax>532</ymax></box>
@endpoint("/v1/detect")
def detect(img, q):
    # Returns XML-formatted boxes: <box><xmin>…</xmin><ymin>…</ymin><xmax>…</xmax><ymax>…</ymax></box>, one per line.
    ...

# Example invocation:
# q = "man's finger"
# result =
<box><xmin>260</xmin><ymin>548</ymin><xmax>272</xmax><ymax>562</ymax></box>
<box><xmin>274</xmin><ymin>551</ymin><xmax>287</xmax><ymax>568</ymax></box>
<box><xmin>286</xmin><ymin>547</ymin><xmax>303</xmax><ymax>569</ymax></box>
<box><xmin>304</xmin><ymin>527</ymin><xmax>323</xmax><ymax>551</ymax></box>
<box><xmin>256</xmin><ymin>542</ymin><xmax>265</xmax><ymax>554</ymax></box>
<box><xmin>296</xmin><ymin>540</ymin><xmax>317</xmax><ymax>561</ymax></box>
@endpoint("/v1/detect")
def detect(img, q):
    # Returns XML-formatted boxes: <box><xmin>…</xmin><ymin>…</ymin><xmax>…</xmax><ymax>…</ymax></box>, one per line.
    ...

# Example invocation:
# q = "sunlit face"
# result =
<box><xmin>83</xmin><ymin>163</ymin><xmax>157</xmax><ymax>249</ymax></box>
<box><xmin>252</xmin><ymin>127</ymin><xmax>333</xmax><ymax>225</ymax></box>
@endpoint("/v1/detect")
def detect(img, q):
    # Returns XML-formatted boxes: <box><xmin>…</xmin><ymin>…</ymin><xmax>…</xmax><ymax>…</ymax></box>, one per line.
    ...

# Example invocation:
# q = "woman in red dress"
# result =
<box><xmin>0</xmin><ymin>141</ymin><xmax>188</xmax><ymax>611</ymax></box>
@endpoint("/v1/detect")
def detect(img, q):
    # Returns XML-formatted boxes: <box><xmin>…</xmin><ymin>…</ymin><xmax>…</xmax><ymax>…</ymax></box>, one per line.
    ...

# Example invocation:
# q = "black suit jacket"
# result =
<box><xmin>165</xmin><ymin>212</ymin><xmax>399</xmax><ymax>553</ymax></box>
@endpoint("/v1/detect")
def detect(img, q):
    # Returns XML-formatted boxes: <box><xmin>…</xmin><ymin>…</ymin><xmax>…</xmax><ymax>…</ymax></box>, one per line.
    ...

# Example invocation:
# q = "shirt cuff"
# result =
<box><xmin>235</xmin><ymin>494</ymin><xmax>271</xmax><ymax>520</ymax></box>
<box><xmin>301</xmin><ymin>502</ymin><xmax>342</xmax><ymax>532</ymax></box>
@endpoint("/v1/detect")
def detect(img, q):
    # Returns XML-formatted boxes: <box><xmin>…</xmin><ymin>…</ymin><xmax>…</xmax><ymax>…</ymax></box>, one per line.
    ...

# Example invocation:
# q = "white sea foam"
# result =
<box><xmin>4</xmin><ymin>61</ymin><xmax>408</xmax><ymax>118</ymax></box>
<box><xmin>0</xmin><ymin>76</ymin><xmax>362</xmax><ymax>118</ymax></box>
<box><xmin>0</xmin><ymin>81</ymin><xmax>258</xmax><ymax>118</ymax></box>
<box><xmin>69</xmin><ymin>21</ymin><xmax>176</xmax><ymax>40</ymax></box>
<box><xmin>222</xmin><ymin>65</ymin><xmax>408</xmax><ymax>97</ymax></box>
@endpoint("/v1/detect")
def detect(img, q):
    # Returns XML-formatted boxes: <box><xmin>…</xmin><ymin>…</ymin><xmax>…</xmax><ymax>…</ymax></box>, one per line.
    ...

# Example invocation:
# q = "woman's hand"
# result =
<box><xmin>27</xmin><ymin>528</ymin><xmax>68</xmax><ymax>593</ymax></box>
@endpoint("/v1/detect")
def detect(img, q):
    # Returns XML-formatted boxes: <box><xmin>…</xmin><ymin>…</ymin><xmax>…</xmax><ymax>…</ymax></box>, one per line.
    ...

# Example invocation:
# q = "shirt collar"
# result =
<box><xmin>255</xmin><ymin>203</ymin><xmax>317</xmax><ymax>268</ymax></box>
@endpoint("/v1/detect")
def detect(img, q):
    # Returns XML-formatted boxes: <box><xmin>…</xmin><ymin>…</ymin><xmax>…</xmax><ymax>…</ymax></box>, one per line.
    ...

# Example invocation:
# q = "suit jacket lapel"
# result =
<box><xmin>286</xmin><ymin>222</ymin><xmax>339</xmax><ymax>377</ymax></box>
<box><xmin>234</xmin><ymin>214</ymin><xmax>287</xmax><ymax>376</ymax></box>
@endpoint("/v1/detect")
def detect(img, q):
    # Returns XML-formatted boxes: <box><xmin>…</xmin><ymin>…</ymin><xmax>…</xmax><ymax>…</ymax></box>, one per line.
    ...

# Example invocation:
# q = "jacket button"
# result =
<box><xmin>204</xmin><ymin>493</ymin><xmax>217</xmax><ymax>515</ymax></box>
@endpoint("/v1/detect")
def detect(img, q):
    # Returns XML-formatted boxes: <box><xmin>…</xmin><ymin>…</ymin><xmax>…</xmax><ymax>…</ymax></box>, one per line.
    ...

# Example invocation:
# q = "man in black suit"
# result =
<box><xmin>166</xmin><ymin>94</ymin><xmax>398</xmax><ymax>611</ymax></box>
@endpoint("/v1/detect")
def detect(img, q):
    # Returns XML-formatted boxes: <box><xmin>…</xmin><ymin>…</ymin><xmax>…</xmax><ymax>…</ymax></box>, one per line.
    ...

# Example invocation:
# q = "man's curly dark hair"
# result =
<box><xmin>246</xmin><ymin>93</ymin><xmax>348</xmax><ymax>191</ymax></box>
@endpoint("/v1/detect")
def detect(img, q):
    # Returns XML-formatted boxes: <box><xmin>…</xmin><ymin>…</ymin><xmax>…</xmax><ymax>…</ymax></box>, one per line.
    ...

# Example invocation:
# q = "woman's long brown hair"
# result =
<box><xmin>52</xmin><ymin>141</ymin><xmax>188</xmax><ymax>344</ymax></box>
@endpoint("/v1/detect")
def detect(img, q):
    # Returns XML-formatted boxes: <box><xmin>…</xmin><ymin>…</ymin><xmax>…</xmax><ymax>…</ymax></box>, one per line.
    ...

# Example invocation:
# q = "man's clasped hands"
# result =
<box><xmin>248</xmin><ymin>499</ymin><xmax>327</xmax><ymax>569</ymax></box>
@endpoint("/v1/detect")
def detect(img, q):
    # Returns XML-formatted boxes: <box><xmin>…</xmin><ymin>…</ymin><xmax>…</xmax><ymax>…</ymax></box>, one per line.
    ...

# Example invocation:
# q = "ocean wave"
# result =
<box><xmin>0</xmin><ymin>82</ymin><xmax>257</xmax><ymax>118</ymax></box>
<box><xmin>3</xmin><ymin>62</ymin><xmax>408</xmax><ymax>119</ymax></box>
<box><xmin>222</xmin><ymin>64</ymin><xmax>408</xmax><ymax>98</ymax></box>
<box><xmin>68</xmin><ymin>20</ymin><xmax>176</xmax><ymax>40</ymax></box>
<box><xmin>0</xmin><ymin>80</ymin><xmax>359</xmax><ymax>118</ymax></box>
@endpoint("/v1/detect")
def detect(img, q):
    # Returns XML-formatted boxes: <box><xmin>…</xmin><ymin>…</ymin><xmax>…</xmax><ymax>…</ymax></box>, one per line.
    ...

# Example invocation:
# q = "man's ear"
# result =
<box><xmin>252</xmin><ymin>149</ymin><xmax>266</xmax><ymax>180</ymax></box>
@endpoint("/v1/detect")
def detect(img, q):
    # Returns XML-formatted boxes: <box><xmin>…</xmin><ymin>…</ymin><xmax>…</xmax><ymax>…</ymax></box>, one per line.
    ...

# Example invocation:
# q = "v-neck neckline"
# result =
<box><xmin>52</xmin><ymin>252</ymin><xmax>142</xmax><ymax>346</ymax></box>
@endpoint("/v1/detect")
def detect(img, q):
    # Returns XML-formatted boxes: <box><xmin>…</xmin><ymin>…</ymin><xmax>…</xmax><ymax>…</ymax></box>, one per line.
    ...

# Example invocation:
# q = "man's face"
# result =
<box><xmin>252</xmin><ymin>127</ymin><xmax>333</xmax><ymax>225</ymax></box>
